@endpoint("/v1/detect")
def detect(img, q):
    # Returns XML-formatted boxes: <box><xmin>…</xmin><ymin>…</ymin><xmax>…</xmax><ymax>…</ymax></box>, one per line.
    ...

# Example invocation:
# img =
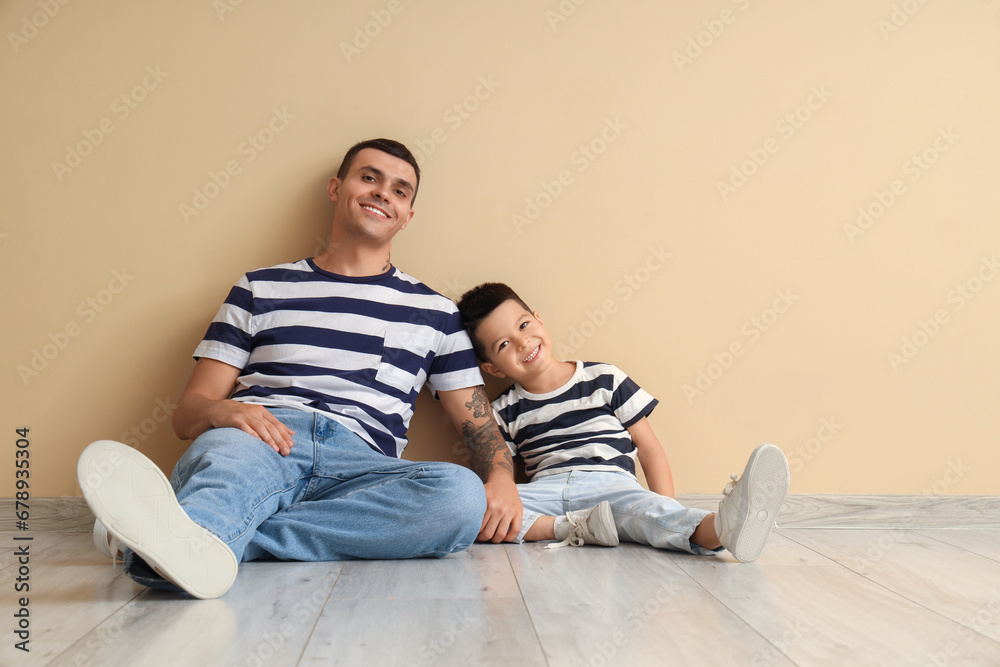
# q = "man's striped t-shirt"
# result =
<box><xmin>193</xmin><ymin>258</ymin><xmax>483</xmax><ymax>458</ymax></box>
<box><xmin>491</xmin><ymin>361</ymin><xmax>658</xmax><ymax>480</ymax></box>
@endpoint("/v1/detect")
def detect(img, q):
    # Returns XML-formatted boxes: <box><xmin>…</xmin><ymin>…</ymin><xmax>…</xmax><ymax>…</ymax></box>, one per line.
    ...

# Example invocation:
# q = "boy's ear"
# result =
<box><xmin>532</xmin><ymin>310</ymin><xmax>543</xmax><ymax>324</ymax></box>
<box><xmin>480</xmin><ymin>361</ymin><xmax>506</xmax><ymax>380</ymax></box>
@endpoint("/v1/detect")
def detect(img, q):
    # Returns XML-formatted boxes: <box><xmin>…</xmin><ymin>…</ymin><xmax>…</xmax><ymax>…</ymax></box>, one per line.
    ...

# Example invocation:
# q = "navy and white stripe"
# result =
<box><xmin>492</xmin><ymin>361</ymin><xmax>658</xmax><ymax>480</ymax></box>
<box><xmin>193</xmin><ymin>258</ymin><xmax>482</xmax><ymax>458</ymax></box>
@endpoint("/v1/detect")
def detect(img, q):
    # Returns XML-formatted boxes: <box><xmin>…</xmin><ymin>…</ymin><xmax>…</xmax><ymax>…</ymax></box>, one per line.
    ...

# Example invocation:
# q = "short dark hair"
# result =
<box><xmin>457</xmin><ymin>282</ymin><xmax>532</xmax><ymax>362</ymax></box>
<box><xmin>336</xmin><ymin>138</ymin><xmax>421</xmax><ymax>204</ymax></box>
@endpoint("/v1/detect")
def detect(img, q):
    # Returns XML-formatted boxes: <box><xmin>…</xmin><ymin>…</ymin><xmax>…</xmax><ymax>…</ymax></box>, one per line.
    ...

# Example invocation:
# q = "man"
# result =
<box><xmin>78</xmin><ymin>138</ymin><xmax>521</xmax><ymax>599</ymax></box>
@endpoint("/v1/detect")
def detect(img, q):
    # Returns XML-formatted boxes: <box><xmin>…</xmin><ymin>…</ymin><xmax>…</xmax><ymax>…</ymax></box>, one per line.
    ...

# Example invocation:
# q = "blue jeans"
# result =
<box><xmin>515</xmin><ymin>470</ymin><xmax>719</xmax><ymax>555</ymax></box>
<box><xmin>124</xmin><ymin>408</ymin><xmax>486</xmax><ymax>587</ymax></box>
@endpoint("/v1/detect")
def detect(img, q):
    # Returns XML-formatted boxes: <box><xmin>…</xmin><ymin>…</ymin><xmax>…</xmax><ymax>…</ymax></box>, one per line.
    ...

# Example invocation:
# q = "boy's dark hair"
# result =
<box><xmin>457</xmin><ymin>282</ymin><xmax>532</xmax><ymax>362</ymax></box>
<box><xmin>337</xmin><ymin>138</ymin><xmax>421</xmax><ymax>204</ymax></box>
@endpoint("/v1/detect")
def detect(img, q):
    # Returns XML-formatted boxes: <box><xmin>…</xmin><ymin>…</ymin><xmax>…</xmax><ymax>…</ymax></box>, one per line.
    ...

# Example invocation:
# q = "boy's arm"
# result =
<box><xmin>628</xmin><ymin>417</ymin><xmax>675</xmax><ymax>497</ymax></box>
<box><xmin>438</xmin><ymin>385</ymin><xmax>523</xmax><ymax>543</ymax></box>
<box><xmin>172</xmin><ymin>358</ymin><xmax>295</xmax><ymax>455</ymax></box>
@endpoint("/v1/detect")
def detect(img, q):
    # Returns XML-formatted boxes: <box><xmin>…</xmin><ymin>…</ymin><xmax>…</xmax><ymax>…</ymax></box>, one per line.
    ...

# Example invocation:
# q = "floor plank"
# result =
<box><xmin>300</xmin><ymin>597</ymin><xmax>544</xmax><ymax>666</ymax></box>
<box><xmin>507</xmin><ymin>542</ymin><xmax>797</xmax><ymax>666</ymax></box>
<box><xmin>784</xmin><ymin>529</ymin><xmax>1000</xmax><ymax>643</ymax></box>
<box><xmin>917</xmin><ymin>529</ymin><xmax>1000</xmax><ymax>563</ymax></box>
<box><xmin>0</xmin><ymin>534</ymin><xmax>144</xmax><ymax>666</ymax></box>
<box><xmin>327</xmin><ymin>545</ymin><xmax>520</xmax><ymax>600</ymax></box>
<box><xmin>46</xmin><ymin>560</ymin><xmax>343</xmax><ymax>667</ymax></box>
<box><xmin>672</xmin><ymin>530</ymin><xmax>1000</xmax><ymax>666</ymax></box>
<box><xmin>300</xmin><ymin>548</ymin><xmax>545</xmax><ymax>665</ymax></box>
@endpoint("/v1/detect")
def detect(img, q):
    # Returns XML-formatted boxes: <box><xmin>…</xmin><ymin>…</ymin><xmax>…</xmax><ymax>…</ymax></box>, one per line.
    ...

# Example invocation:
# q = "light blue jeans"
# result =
<box><xmin>123</xmin><ymin>408</ymin><xmax>486</xmax><ymax>587</ymax></box>
<box><xmin>516</xmin><ymin>470</ymin><xmax>720</xmax><ymax>555</ymax></box>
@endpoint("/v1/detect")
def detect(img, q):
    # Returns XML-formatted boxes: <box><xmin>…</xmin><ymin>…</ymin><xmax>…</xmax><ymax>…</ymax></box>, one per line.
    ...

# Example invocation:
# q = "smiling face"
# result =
<box><xmin>474</xmin><ymin>298</ymin><xmax>561</xmax><ymax>389</ymax></box>
<box><xmin>327</xmin><ymin>147</ymin><xmax>417</xmax><ymax>247</ymax></box>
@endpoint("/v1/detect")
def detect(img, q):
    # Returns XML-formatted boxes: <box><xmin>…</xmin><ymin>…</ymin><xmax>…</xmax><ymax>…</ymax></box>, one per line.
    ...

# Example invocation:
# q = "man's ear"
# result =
<box><xmin>480</xmin><ymin>361</ymin><xmax>506</xmax><ymax>380</ymax></box>
<box><xmin>327</xmin><ymin>176</ymin><xmax>341</xmax><ymax>202</ymax></box>
<box><xmin>400</xmin><ymin>208</ymin><xmax>415</xmax><ymax>230</ymax></box>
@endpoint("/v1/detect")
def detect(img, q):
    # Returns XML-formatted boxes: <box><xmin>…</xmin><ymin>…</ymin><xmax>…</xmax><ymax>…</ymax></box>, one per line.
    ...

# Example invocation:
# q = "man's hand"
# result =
<box><xmin>439</xmin><ymin>385</ymin><xmax>522</xmax><ymax>542</ymax></box>
<box><xmin>205</xmin><ymin>399</ymin><xmax>295</xmax><ymax>456</ymax></box>
<box><xmin>172</xmin><ymin>358</ymin><xmax>294</xmax><ymax>455</ymax></box>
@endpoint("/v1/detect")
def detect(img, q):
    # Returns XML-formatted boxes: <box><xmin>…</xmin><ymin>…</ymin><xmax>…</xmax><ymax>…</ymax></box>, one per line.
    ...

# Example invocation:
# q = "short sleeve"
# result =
<box><xmin>192</xmin><ymin>275</ymin><xmax>254</xmax><ymax>370</ymax></box>
<box><xmin>609</xmin><ymin>368</ymin><xmax>658</xmax><ymax>428</ymax></box>
<box><xmin>423</xmin><ymin>310</ymin><xmax>484</xmax><ymax>397</ymax></box>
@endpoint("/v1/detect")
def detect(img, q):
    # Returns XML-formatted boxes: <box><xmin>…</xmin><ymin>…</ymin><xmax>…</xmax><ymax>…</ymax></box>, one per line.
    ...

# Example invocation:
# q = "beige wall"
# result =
<box><xmin>3</xmin><ymin>1</ymin><xmax>998</xmax><ymax>497</ymax></box>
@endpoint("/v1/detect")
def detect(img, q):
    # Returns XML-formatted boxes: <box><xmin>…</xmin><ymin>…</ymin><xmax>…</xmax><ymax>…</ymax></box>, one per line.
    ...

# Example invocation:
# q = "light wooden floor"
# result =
<box><xmin>2</xmin><ymin>528</ymin><xmax>999</xmax><ymax>666</ymax></box>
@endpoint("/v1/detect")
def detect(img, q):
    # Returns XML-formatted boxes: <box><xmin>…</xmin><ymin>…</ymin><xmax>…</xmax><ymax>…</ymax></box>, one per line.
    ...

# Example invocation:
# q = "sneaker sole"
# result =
<box><xmin>77</xmin><ymin>440</ymin><xmax>237</xmax><ymax>599</ymax></box>
<box><xmin>728</xmin><ymin>444</ymin><xmax>789</xmax><ymax>562</ymax></box>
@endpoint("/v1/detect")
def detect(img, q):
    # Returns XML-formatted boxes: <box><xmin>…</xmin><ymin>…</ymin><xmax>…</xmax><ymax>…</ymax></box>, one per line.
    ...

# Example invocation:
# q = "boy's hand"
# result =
<box><xmin>479</xmin><ymin>477</ymin><xmax>522</xmax><ymax>543</ymax></box>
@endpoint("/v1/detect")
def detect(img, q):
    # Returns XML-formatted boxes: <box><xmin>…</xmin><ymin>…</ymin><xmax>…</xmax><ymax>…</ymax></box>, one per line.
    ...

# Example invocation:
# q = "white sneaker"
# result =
<box><xmin>546</xmin><ymin>501</ymin><xmax>620</xmax><ymax>549</ymax></box>
<box><xmin>92</xmin><ymin>519</ymin><xmax>122</xmax><ymax>561</ymax></box>
<box><xmin>716</xmin><ymin>443</ymin><xmax>790</xmax><ymax>562</ymax></box>
<box><xmin>77</xmin><ymin>440</ymin><xmax>238</xmax><ymax>599</ymax></box>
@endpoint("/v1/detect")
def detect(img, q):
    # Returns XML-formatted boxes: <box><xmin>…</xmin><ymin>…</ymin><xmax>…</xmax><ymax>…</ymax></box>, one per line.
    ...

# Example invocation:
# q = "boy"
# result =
<box><xmin>457</xmin><ymin>283</ymin><xmax>790</xmax><ymax>562</ymax></box>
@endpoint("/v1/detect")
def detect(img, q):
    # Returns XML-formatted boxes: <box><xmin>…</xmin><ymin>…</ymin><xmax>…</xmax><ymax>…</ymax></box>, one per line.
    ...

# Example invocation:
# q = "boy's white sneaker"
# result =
<box><xmin>546</xmin><ymin>501</ymin><xmax>620</xmax><ymax>549</ymax></box>
<box><xmin>715</xmin><ymin>443</ymin><xmax>790</xmax><ymax>562</ymax></box>
<box><xmin>77</xmin><ymin>440</ymin><xmax>238</xmax><ymax>599</ymax></box>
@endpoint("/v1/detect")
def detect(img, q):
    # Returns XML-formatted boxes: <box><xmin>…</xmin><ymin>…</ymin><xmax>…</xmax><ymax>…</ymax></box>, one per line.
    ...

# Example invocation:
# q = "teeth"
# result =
<box><xmin>361</xmin><ymin>205</ymin><xmax>388</xmax><ymax>218</ymax></box>
<box><xmin>523</xmin><ymin>345</ymin><xmax>539</xmax><ymax>363</ymax></box>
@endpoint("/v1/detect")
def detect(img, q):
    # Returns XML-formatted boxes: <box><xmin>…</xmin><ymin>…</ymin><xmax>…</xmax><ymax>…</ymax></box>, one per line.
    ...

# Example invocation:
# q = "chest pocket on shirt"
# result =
<box><xmin>376</xmin><ymin>328</ymin><xmax>429</xmax><ymax>393</ymax></box>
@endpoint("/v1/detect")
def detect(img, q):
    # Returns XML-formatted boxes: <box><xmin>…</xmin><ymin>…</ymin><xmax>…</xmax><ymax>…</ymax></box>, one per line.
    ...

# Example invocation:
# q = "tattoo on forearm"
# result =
<box><xmin>463</xmin><ymin>418</ymin><xmax>513</xmax><ymax>481</ymax></box>
<box><xmin>464</xmin><ymin>386</ymin><xmax>491</xmax><ymax>420</ymax></box>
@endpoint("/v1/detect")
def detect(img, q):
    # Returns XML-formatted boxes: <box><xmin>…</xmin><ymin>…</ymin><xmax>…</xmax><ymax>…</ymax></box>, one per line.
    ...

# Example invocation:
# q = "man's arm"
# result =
<box><xmin>438</xmin><ymin>385</ymin><xmax>522</xmax><ymax>543</ymax></box>
<box><xmin>628</xmin><ymin>417</ymin><xmax>676</xmax><ymax>497</ymax></box>
<box><xmin>172</xmin><ymin>358</ymin><xmax>295</xmax><ymax>455</ymax></box>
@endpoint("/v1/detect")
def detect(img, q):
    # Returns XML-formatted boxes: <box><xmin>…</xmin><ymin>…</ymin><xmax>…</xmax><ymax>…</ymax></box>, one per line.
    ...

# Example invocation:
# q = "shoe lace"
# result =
<box><xmin>544</xmin><ymin>520</ymin><xmax>586</xmax><ymax>550</ymax></box>
<box><xmin>723</xmin><ymin>473</ymin><xmax>740</xmax><ymax>496</ymax></box>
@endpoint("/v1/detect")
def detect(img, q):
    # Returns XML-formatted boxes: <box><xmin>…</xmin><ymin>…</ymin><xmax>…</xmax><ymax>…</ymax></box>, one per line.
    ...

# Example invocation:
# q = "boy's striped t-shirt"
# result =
<box><xmin>193</xmin><ymin>258</ymin><xmax>482</xmax><ymax>458</ymax></box>
<box><xmin>491</xmin><ymin>361</ymin><xmax>658</xmax><ymax>480</ymax></box>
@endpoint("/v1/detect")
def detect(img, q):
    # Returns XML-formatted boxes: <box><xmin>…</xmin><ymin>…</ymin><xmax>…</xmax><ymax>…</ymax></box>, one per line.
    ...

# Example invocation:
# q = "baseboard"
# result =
<box><xmin>2</xmin><ymin>494</ymin><xmax>998</xmax><ymax>533</ymax></box>
<box><xmin>679</xmin><ymin>493</ymin><xmax>1000</xmax><ymax>530</ymax></box>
